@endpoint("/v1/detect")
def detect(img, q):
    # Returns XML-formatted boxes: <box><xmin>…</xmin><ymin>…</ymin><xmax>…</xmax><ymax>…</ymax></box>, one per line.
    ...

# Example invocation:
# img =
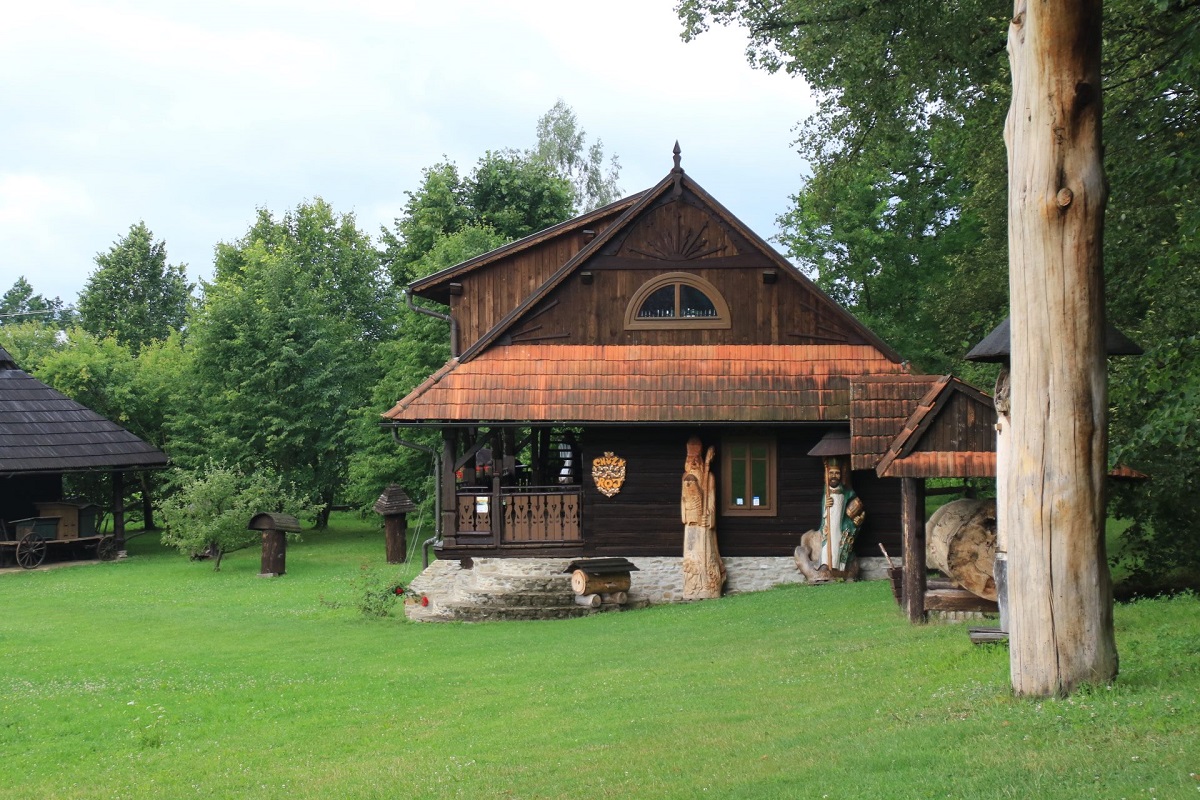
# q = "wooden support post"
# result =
<box><xmin>901</xmin><ymin>477</ymin><xmax>927</xmax><ymax>624</ymax></box>
<box><xmin>441</xmin><ymin>430</ymin><xmax>458</xmax><ymax>547</ymax></box>
<box><xmin>112</xmin><ymin>470</ymin><xmax>126</xmax><ymax>551</ymax></box>
<box><xmin>1005</xmin><ymin>0</ymin><xmax>1117</xmax><ymax>695</ymax></box>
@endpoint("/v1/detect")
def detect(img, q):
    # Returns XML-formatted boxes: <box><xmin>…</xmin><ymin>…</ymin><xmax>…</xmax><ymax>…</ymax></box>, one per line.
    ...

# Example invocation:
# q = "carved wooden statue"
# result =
<box><xmin>681</xmin><ymin>436</ymin><xmax>725</xmax><ymax>599</ymax></box>
<box><xmin>795</xmin><ymin>457</ymin><xmax>865</xmax><ymax>582</ymax></box>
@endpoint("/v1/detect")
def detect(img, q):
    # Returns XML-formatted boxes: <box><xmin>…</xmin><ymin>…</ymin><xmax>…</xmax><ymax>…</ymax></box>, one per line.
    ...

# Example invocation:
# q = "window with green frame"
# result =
<box><xmin>722</xmin><ymin>438</ymin><xmax>776</xmax><ymax>516</ymax></box>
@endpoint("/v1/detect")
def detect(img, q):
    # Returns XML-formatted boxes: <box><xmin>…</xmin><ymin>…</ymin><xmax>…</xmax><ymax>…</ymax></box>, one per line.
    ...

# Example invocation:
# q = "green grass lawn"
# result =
<box><xmin>1</xmin><ymin>514</ymin><xmax>1196</xmax><ymax>799</ymax></box>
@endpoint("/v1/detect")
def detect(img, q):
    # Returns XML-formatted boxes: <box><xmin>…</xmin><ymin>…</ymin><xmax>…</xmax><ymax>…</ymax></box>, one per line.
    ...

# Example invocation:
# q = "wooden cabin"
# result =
<box><xmin>384</xmin><ymin>152</ymin><xmax>922</xmax><ymax>607</ymax></box>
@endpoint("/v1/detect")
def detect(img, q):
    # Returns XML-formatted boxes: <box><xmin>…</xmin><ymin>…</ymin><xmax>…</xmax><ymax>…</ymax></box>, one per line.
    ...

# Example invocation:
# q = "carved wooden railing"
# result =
<box><xmin>455</xmin><ymin>486</ymin><xmax>582</xmax><ymax>544</ymax></box>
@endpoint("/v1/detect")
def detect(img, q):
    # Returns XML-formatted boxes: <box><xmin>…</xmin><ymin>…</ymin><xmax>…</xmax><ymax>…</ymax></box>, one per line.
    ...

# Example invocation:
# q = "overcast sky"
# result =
<box><xmin>1</xmin><ymin>0</ymin><xmax>816</xmax><ymax>305</ymax></box>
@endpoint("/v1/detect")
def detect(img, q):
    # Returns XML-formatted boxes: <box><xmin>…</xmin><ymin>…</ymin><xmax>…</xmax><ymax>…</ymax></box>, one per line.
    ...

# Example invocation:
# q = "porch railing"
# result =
<box><xmin>456</xmin><ymin>485</ymin><xmax>582</xmax><ymax>544</ymax></box>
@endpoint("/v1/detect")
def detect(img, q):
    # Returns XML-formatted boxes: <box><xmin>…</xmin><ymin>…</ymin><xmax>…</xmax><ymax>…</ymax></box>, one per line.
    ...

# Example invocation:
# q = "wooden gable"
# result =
<box><xmin>410</xmin><ymin>195</ymin><xmax>642</xmax><ymax>352</ymax></box>
<box><xmin>455</xmin><ymin>161</ymin><xmax>900</xmax><ymax>362</ymax></box>
<box><xmin>874</xmin><ymin>375</ymin><xmax>997</xmax><ymax>478</ymax></box>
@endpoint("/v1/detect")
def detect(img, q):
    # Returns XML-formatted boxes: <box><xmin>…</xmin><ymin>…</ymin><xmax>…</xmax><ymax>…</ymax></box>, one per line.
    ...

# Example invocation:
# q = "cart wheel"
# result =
<box><xmin>16</xmin><ymin>534</ymin><xmax>47</xmax><ymax>569</ymax></box>
<box><xmin>96</xmin><ymin>536</ymin><xmax>117</xmax><ymax>562</ymax></box>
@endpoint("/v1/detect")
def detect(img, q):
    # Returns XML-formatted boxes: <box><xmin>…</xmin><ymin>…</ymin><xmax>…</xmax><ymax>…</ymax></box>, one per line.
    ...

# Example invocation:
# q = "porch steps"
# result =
<box><xmin>404</xmin><ymin>559</ymin><xmax>647</xmax><ymax>622</ymax></box>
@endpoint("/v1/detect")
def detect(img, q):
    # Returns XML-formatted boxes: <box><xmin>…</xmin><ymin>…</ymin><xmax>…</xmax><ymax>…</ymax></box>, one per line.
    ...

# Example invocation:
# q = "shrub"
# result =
<box><xmin>159</xmin><ymin>462</ymin><xmax>316</xmax><ymax>570</ymax></box>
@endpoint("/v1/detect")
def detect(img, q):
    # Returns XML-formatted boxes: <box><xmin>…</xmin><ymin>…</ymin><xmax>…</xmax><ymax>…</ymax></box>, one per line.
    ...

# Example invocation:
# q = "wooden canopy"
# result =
<box><xmin>0</xmin><ymin>346</ymin><xmax>167</xmax><ymax>475</ymax></box>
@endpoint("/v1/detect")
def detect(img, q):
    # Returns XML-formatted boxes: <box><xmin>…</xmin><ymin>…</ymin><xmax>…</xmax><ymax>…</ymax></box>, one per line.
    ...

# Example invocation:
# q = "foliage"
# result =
<box><xmin>1</xmin><ymin>534</ymin><xmax>1197</xmax><ymax>799</ymax></box>
<box><xmin>349</xmin><ymin>562</ymin><xmax>405</xmax><ymax>617</ymax></box>
<box><xmin>158</xmin><ymin>461</ymin><xmax>314</xmax><ymax>570</ymax></box>
<box><xmin>182</xmin><ymin>199</ymin><xmax>390</xmax><ymax>525</ymax></box>
<box><xmin>533</xmin><ymin>99</ymin><xmax>623</xmax><ymax>212</ymax></box>
<box><xmin>380</xmin><ymin>101</ymin><xmax>609</xmax><ymax>284</ymax></box>
<box><xmin>0</xmin><ymin>276</ymin><xmax>73</xmax><ymax>328</ymax></box>
<box><xmin>76</xmin><ymin>222</ymin><xmax>192</xmax><ymax>352</ymax></box>
<box><xmin>345</xmin><ymin>226</ymin><xmax>505</xmax><ymax>513</ymax></box>
<box><xmin>0</xmin><ymin>319</ymin><xmax>65</xmax><ymax>372</ymax></box>
<box><xmin>679</xmin><ymin>0</ymin><xmax>1200</xmax><ymax>583</ymax></box>
<box><xmin>468</xmin><ymin>149</ymin><xmax>574</xmax><ymax>242</ymax></box>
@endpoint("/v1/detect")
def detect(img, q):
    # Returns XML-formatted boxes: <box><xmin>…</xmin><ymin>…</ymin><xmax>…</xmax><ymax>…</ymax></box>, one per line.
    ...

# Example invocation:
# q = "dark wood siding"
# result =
<box><xmin>578</xmin><ymin>426</ymin><xmax>902</xmax><ymax>558</ymax></box>
<box><xmin>452</xmin><ymin>217</ymin><xmax>624</xmax><ymax>349</ymax></box>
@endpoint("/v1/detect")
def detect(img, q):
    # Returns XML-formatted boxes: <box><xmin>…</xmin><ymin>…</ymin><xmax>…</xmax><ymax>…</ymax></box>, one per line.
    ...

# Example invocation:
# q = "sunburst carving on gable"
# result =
<box><xmin>628</xmin><ymin>209</ymin><xmax>727</xmax><ymax>261</ymax></box>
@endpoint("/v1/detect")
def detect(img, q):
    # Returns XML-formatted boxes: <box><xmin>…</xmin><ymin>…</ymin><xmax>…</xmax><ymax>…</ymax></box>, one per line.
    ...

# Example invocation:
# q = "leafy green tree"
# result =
<box><xmin>0</xmin><ymin>319</ymin><xmax>65</xmax><ymax>372</ymax></box>
<box><xmin>533</xmin><ymin>99</ymin><xmax>623</xmax><ymax>212</ymax></box>
<box><xmin>346</xmin><ymin>226</ymin><xmax>505</xmax><ymax>512</ymax></box>
<box><xmin>77</xmin><ymin>222</ymin><xmax>192</xmax><ymax>352</ymax></box>
<box><xmin>468</xmin><ymin>150</ymin><xmax>575</xmax><ymax>242</ymax></box>
<box><xmin>159</xmin><ymin>462</ymin><xmax>314</xmax><ymax>571</ymax></box>
<box><xmin>184</xmin><ymin>200</ymin><xmax>388</xmax><ymax>527</ymax></box>
<box><xmin>1</xmin><ymin>277</ymin><xmax>73</xmax><ymax>328</ymax></box>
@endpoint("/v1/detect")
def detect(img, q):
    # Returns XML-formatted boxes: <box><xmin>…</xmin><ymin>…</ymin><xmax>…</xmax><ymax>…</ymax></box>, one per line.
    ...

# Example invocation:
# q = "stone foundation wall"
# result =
<box><xmin>406</xmin><ymin>554</ymin><xmax>896</xmax><ymax>617</ymax></box>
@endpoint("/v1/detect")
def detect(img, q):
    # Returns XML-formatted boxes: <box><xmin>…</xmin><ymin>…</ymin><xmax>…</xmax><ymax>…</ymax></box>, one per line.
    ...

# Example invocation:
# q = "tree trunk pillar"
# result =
<box><xmin>1005</xmin><ymin>0</ymin><xmax>1117</xmax><ymax>695</ymax></box>
<box><xmin>901</xmin><ymin>477</ymin><xmax>927</xmax><ymax>624</ymax></box>
<box><xmin>384</xmin><ymin>513</ymin><xmax>408</xmax><ymax>564</ymax></box>
<box><xmin>260</xmin><ymin>529</ymin><xmax>286</xmax><ymax>576</ymax></box>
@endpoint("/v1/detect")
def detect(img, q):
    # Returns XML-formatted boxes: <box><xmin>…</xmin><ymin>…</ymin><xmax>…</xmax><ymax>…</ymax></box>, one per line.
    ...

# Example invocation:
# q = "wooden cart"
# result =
<box><xmin>1</xmin><ymin>501</ymin><xmax>116</xmax><ymax>569</ymax></box>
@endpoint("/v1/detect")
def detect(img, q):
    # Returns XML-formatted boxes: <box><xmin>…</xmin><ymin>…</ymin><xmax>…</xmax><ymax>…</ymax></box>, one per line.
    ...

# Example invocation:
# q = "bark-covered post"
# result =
<box><xmin>249</xmin><ymin>513</ymin><xmax>301</xmax><ymax>577</ymax></box>
<box><xmin>1005</xmin><ymin>0</ymin><xmax>1118</xmax><ymax>695</ymax></box>
<box><xmin>374</xmin><ymin>484</ymin><xmax>416</xmax><ymax>564</ymax></box>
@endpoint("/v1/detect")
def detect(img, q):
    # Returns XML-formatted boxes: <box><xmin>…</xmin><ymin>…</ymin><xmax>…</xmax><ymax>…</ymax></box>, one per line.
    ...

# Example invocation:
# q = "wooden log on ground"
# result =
<box><xmin>571</xmin><ymin>570</ymin><xmax>631</xmax><ymax>596</ymax></box>
<box><xmin>926</xmin><ymin>498</ymin><xmax>997</xmax><ymax>601</ymax></box>
<box><xmin>600</xmin><ymin>591</ymin><xmax>628</xmax><ymax>605</ymax></box>
<box><xmin>925</xmin><ymin>588</ymin><xmax>1000</xmax><ymax>613</ymax></box>
<box><xmin>574</xmin><ymin>593</ymin><xmax>601</xmax><ymax>608</ymax></box>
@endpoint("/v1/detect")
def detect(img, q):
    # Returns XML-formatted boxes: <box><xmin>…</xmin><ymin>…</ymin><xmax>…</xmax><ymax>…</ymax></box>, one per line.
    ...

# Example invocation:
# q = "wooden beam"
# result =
<box><xmin>901</xmin><ymin>477</ymin><xmax>927</xmax><ymax>624</ymax></box>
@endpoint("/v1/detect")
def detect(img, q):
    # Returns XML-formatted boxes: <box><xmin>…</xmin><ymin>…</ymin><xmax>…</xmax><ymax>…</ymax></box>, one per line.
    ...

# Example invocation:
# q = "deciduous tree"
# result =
<box><xmin>77</xmin><ymin>222</ymin><xmax>191</xmax><ymax>352</ymax></box>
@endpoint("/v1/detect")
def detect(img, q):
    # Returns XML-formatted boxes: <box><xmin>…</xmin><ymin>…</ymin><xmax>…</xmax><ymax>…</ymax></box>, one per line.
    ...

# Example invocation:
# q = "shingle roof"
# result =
<box><xmin>874</xmin><ymin>375</ymin><xmax>997</xmax><ymax>478</ymax></box>
<box><xmin>383</xmin><ymin>344</ymin><xmax>907</xmax><ymax>425</ymax></box>
<box><xmin>848</xmin><ymin>374</ymin><xmax>943</xmax><ymax>470</ymax></box>
<box><xmin>0</xmin><ymin>348</ymin><xmax>169</xmax><ymax>474</ymax></box>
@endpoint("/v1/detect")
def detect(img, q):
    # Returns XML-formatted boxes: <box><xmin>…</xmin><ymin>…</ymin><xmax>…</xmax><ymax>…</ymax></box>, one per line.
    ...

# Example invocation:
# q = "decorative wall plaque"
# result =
<box><xmin>591</xmin><ymin>452</ymin><xmax>626</xmax><ymax>497</ymax></box>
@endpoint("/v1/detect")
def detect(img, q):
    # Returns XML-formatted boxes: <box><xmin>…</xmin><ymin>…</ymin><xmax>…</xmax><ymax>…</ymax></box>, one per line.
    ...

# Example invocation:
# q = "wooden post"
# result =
<box><xmin>441</xmin><ymin>429</ymin><xmax>457</xmax><ymax>548</ymax></box>
<box><xmin>1005</xmin><ymin>0</ymin><xmax>1117</xmax><ymax>695</ymax></box>
<box><xmin>112</xmin><ymin>470</ymin><xmax>126</xmax><ymax>551</ymax></box>
<box><xmin>901</xmin><ymin>477</ymin><xmax>927</xmax><ymax>624</ymax></box>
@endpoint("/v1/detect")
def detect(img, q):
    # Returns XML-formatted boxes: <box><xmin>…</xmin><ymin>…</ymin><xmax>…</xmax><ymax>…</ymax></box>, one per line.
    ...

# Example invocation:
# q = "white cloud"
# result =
<box><xmin>0</xmin><ymin>0</ymin><xmax>816</xmax><ymax>301</ymax></box>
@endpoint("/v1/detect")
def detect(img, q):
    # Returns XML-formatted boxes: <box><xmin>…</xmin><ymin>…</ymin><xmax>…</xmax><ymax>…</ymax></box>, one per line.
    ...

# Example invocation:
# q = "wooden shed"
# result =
<box><xmin>0</xmin><ymin>346</ymin><xmax>167</xmax><ymax>555</ymax></box>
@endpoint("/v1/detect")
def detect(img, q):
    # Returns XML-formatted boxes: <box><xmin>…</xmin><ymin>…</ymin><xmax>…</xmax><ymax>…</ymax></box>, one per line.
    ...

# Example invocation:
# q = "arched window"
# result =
<box><xmin>624</xmin><ymin>272</ymin><xmax>731</xmax><ymax>330</ymax></box>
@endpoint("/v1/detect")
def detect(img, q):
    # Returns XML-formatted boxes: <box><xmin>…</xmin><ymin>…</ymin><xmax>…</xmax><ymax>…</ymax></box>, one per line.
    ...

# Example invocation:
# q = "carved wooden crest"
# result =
<box><xmin>591</xmin><ymin>452</ymin><xmax>626</xmax><ymax>497</ymax></box>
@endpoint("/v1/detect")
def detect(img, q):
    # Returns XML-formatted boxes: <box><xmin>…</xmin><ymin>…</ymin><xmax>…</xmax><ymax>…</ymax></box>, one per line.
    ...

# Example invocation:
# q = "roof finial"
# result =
<box><xmin>672</xmin><ymin>141</ymin><xmax>682</xmax><ymax>172</ymax></box>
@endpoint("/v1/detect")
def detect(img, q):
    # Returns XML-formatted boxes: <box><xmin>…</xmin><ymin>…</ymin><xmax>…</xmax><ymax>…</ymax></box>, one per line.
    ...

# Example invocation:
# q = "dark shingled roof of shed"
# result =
<box><xmin>0</xmin><ymin>346</ymin><xmax>168</xmax><ymax>474</ymax></box>
<box><xmin>965</xmin><ymin>316</ymin><xmax>1144</xmax><ymax>362</ymax></box>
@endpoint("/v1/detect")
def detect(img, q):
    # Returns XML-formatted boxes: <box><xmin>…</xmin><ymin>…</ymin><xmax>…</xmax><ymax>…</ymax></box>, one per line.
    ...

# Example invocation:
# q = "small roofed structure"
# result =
<box><xmin>807</xmin><ymin>429</ymin><xmax>851</xmax><ymax>458</ymax></box>
<box><xmin>875</xmin><ymin>376</ymin><xmax>997</xmax><ymax>479</ymax></box>
<box><xmin>0</xmin><ymin>345</ymin><xmax>168</xmax><ymax>553</ymax></box>
<box><xmin>964</xmin><ymin>316</ymin><xmax>1143</xmax><ymax>362</ymax></box>
<box><xmin>374</xmin><ymin>484</ymin><xmax>417</xmax><ymax>564</ymax></box>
